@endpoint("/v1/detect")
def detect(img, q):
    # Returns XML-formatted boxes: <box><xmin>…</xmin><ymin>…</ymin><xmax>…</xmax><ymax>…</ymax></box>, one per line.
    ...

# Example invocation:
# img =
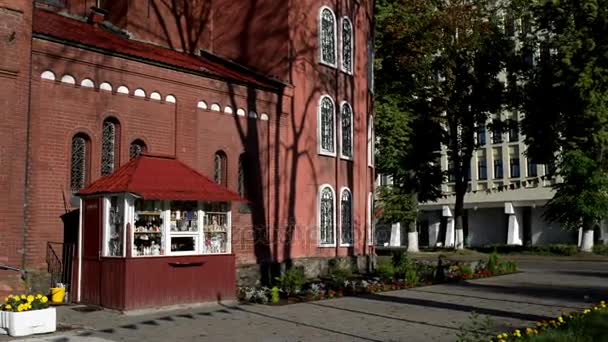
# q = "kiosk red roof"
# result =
<box><xmin>77</xmin><ymin>154</ymin><xmax>245</xmax><ymax>202</ymax></box>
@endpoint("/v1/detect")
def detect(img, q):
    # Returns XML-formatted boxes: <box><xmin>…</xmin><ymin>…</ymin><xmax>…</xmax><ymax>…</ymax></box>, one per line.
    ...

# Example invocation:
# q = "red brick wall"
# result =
<box><xmin>1</xmin><ymin>0</ymin><xmax>374</xmax><ymax>296</ymax></box>
<box><xmin>0</xmin><ymin>0</ymin><xmax>33</xmax><ymax>296</ymax></box>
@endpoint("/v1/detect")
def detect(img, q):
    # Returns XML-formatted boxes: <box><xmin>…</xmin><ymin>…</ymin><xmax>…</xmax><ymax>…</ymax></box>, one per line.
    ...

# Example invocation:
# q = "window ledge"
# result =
<box><xmin>319</xmin><ymin>150</ymin><xmax>337</xmax><ymax>158</ymax></box>
<box><xmin>340</xmin><ymin>155</ymin><xmax>353</xmax><ymax>161</ymax></box>
<box><xmin>319</xmin><ymin>60</ymin><xmax>338</xmax><ymax>69</ymax></box>
<box><xmin>318</xmin><ymin>244</ymin><xmax>336</xmax><ymax>248</ymax></box>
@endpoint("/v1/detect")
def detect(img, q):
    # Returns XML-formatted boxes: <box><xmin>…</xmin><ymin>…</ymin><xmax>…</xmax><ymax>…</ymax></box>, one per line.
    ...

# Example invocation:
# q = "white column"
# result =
<box><xmin>429</xmin><ymin>216</ymin><xmax>440</xmax><ymax>247</ymax></box>
<box><xmin>505</xmin><ymin>202</ymin><xmax>523</xmax><ymax>245</ymax></box>
<box><xmin>581</xmin><ymin>229</ymin><xmax>594</xmax><ymax>252</ymax></box>
<box><xmin>390</xmin><ymin>223</ymin><xmax>402</xmax><ymax>247</ymax></box>
<box><xmin>443</xmin><ymin>206</ymin><xmax>455</xmax><ymax>248</ymax></box>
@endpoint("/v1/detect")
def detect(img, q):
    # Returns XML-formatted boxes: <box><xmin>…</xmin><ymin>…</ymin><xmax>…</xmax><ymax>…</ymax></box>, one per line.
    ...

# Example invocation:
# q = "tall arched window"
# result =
<box><xmin>319</xmin><ymin>95</ymin><xmax>335</xmax><ymax>155</ymax></box>
<box><xmin>341</xmin><ymin>17</ymin><xmax>353</xmax><ymax>73</ymax></box>
<box><xmin>214</xmin><ymin>151</ymin><xmax>227</xmax><ymax>186</ymax></box>
<box><xmin>341</xmin><ymin>102</ymin><xmax>353</xmax><ymax>159</ymax></box>
<box><xmin>340</xmin><ymin>188</ymin><xmax>353</xmax><ymax>245</ymax></box>
<box><xmin>319</xmin><ymin>185</ymin><xmax>335</xmax><ymax>246</ymax></box>
<box><xmin>101</xmin><ymin>118</ymin><xmax>120</xmax><ymax>176</ymax></box>
<box><xmin>129</xmin><ymin>139</ymin><xmax>147</xmax><ymax>160</ymax></box>
<box><xmin>70</xmin><ymin>133</ymin><xmax>90</xmax><ymax>193</ymax></box>
<box><xmin>319</xmin><ymin>7</ymin><xmax>337</xmax><ymax>66</ymax></box>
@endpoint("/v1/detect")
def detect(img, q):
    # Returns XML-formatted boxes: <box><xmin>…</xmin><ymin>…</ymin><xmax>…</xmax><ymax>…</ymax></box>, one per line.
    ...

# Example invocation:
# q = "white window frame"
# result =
<box><xmin>319</xmin><ymin>6</ymin><xmax>338</xmax><ymax>68</ymax></box>
<box><xmin>340</xmin><ymin>17</ymin><xmax>354</xmax><ymax>75</ymax></box>
<box><xmin>318</xmin><ymin>184</ymin><xmax>336</xmax><ymax>247</ymax></box>
<box><xmin>339</xmin><ymin>187</ymin><xmax>354</xmax><ymax>247</ymax></box>
<box><xmin>318</xmin><ymin>95</ymin><xmax>337</xmax><ymax>157</ymax></box>
<box><xmin>367</xmin><ymin>115</ymin><xmax>374</xmax><ymax>167</ymax></box>
<box><xmin>340</xmin><ymin>101</ymin><xmax>354</xmax><ymax>160</ymax></box>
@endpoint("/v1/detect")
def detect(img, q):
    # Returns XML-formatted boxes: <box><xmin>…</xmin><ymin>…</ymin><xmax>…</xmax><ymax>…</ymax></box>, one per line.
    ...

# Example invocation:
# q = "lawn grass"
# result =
<box><xmin>493</xmin><ymin>309</ymin><xmax>608</xmax><ymax>342</ymax></box>
<box><xmin>524</xmin><ymin>310</ymin><xmax>608</xmax><ymax>342</ymax></box>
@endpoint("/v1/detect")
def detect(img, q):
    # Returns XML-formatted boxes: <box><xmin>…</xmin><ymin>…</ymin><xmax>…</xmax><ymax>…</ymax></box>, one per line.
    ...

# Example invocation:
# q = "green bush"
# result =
<box><xmin>459</xmin><ymin>263</ymin><xmax>473</xmax><ymax>277</ymax></box>
<box><xmin>327</xmin><ymin>267</ymin><xmax>353</xmax><ymax>290</ymax></box>
<box><xmin>275</xmin><ymin>267</ymin><xmax>306</xmax><ymax>296</ymax></box>
<box><xmin>487</xmin><ymin>250</ymin><xmax>499</xmax><ymax>275</ymax></box>
<box><xmin>503</xmin><ymin>260</ymin><xmax>518</xmax><ymax>273</ymax></box>
<box><xmin>592</xmin><ymin>244</ymin><xmax>608</xmax><ymax>255</ymax></box>
<box><xmin>375</xmin><ymin>260</ymin><xmax>395</xmax><ymax>280</ymax></box>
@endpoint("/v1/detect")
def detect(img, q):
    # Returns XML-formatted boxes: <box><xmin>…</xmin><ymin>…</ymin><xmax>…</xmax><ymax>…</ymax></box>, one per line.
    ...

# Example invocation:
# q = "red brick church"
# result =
<box><xmin>0</xmin><ymin>0</ymin><xmax>375</xmax><ymax>302</ymax></box>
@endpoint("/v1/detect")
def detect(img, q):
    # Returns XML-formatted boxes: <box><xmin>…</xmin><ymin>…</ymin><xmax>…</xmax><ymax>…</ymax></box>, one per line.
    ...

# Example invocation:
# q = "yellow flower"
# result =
<box><xmin>20</xmin><ymin>295</ymin><xmax>26</xmax><ymax>300</ymax></box>
<box><xmin>583</xmin><ymin>309</ymin><xmax>591</xmax><ymax>314</ymax></box>
<box><xmin>558</xmin><ymin>316</ymin><xmax>564</xmax><ymax>323</ymax></box>
<box><xmin>36</xmin><ymin>294</ymin><xmax>42</xmax><ymax>299</ymax></box>
<box><xmin>17</xmin><ymin>305</ymin><xmax>23</xmax><ymax>312</ymax></box>
<box><xmin>513</xmin><ymin>329</ymin><xmax>522</xmax><ymax>337</ymax></box>
<box><xmin>4</xmin><ymin>304</ymin><xmax>11</xmax><ymax>310</ymax></box>
<box><xmin>41</xmin><ymin>296</ymin><xmax>48</xmax><ymax>304</ymax></box>
<box><xmin>27</xmin><ymin>295</ymin><xmax>34</xmax><ymax>303</ymax></box>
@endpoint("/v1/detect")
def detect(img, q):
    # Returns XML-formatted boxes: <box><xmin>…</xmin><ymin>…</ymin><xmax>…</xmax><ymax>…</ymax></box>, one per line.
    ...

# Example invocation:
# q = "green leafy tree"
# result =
<box><xmin>374</xmin><ymin>0</ymin><xmax>444</xmax><ymax>250</ymax></box>
<box><xmin>376</xmin><ymin>0</ymin><xmax>510</xmax><ymax>250</ymax></box>
<box><xmin>518</xmin><ymin>0</ymin><xmax>608</xmax><ymax>251</ymax></box>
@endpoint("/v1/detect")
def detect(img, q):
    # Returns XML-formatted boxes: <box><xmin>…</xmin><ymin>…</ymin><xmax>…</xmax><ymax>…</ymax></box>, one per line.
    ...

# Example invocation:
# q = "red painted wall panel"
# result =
<box><xmin>122</xmin><ymin>255</ymin><xmax>235</xmax><ymax>311</ymax></box>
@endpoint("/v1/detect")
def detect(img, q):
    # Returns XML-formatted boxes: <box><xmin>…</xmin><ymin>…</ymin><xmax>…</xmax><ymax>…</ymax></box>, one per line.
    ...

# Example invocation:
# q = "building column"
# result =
<box><xmin>390</xmin><ymin>223</ymin><xmax>402</xmax><ymax>247</ymax></box>
<box><xmin>505</xmin><ymin>202</ymin><xmax>523</xmax><ymax>245</ymax></box>
<box><xmin>429</xmin><ymin>215</ymin><xmax>440</xmax><ymax>247</ymax></box>
<box><xmin>443</xmin><ymin>206</ymin><xmax>455</xmax><ymax>248</ymax></box>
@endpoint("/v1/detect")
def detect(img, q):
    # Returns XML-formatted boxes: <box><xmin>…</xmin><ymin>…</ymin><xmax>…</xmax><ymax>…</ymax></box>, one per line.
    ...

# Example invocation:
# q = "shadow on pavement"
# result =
<box><xmin>451</xmin><ymin>282</ymin><xmax>607</xmax><ymax>304</ymax></box>
<box><xmin>357</xmin><ymin>293</ymin><xmax>553</xmax><ymax>322</ymax></box>
<box><xmin>411</xmin><ymin>288</ymin><xmax>582</xmax><ymax>310</ymax></box>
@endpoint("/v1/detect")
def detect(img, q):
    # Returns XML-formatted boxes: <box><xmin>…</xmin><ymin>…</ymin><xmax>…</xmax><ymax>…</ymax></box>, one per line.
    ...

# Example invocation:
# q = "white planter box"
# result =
<box><xmin>0</xmin><ymin>307</ymin><xmax>56</xmax><ymax>337</ymax></box>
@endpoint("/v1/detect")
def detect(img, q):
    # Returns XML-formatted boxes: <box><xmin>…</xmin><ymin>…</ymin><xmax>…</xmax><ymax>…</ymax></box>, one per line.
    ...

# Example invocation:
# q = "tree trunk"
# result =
<box><xmin>407</xmin><ymin>220</ymin><xmax>419</xmax><ymax>252</ymax></box>
<box><xmin>454</xmin><ymin>187</ymin><xmax>465</xmax><ymax>250</ymax></box>
<box><xmin>581</xmin><ymin>220</ymin><xmax>595</xmax><ymax>253</ymax></box>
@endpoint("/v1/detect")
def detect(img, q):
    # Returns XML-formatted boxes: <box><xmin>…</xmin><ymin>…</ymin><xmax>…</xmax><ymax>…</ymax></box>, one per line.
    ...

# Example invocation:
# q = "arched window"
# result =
<box><xmin>319</xmin><ymin>7</ymin><xmax>337</xmax><ymax>66</ymax></box>
<box><xmin>319</xmin><ymin>185</ymin><xmax>335</xmax><ymax>246</ymax></box>
<box><xmin>341</xmin><ymin>17</ymin><xmax>353</xmax><ymax>74</ymax></box>
<box><xmin>101</xmin><ymin>118</ymin><xmax>120</xmax><ymax>176</ymax></box>
<box><xmin>340</xmin><ymin>188</ymin><xmax>353</xmax><ymax>245</ymax></box>
<box><xmin>129</xmin><ymin>139</ymin><xmax>147</xmax><ymax>160</ymax></box>
<box><xmin>70</xmin><ymin>133</ymin><xmax>90</xmax><ymax>193</ymax></box>
<box><xmin>341</xmin><ymin>102</ymin><xmax>353</xmax><ymax>159</ymax></box>
<box><xmin>318</xmin><ymin>95</ymin><xmax>335</xmax><ymax>155</ymax></box>
<box><xmin>214</xmin><ymin>151</ymin><xmax>227</xmax><ymax>186</ymax></box>
<box><xmin>238</xmin><ymin>153</ymin><xmax>247</xmax><ymax>198</ymax></box>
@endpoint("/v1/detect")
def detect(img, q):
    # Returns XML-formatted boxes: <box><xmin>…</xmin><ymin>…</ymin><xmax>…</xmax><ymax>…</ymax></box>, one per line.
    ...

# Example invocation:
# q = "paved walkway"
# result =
<box><xmin>5</xmin><ymin>260</ymin><xmax>608</xmax><ymax>342</ymax></box>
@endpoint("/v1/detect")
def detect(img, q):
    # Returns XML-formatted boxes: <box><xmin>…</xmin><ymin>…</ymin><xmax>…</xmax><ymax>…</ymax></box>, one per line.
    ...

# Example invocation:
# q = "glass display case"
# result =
<box><xmin>104</xmin><ymin>199</ymin><xmax>233</xmax><ymax>257</ymax></box>
<box><xmin>103</xmin><ymin>195</ymin><xmax>126</xmax><ymax>257</ymax></box>
<box><xmin>133</xmin><ymin>200</ymin><xmax>164</xmax><ymax>256</ymax></box>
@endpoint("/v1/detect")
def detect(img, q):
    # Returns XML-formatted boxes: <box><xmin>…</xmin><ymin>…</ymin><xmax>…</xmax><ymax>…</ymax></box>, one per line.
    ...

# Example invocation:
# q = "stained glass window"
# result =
<box><xmin>342</xmin><ymin>18</ymin><xmax>353</xmax><ymax>73</ymax></box>
<box><xmin>70</xmin><ymin>134</ymin><xmax>88</xmax><ymax>192</ymax></box>
<box><xmin>129</xmin><ymin>140</ymin><xmax>146</xmax><ymax>160</ymax></box>
<box><xmin>319</xmin><ymin>186</ymin><xmax>335</xmax><ymax>245</ymax></box>
<box><xmin>340</xmin><ymin>189</ymin><xmax>353</xmax><ymax>245</ymax></box>
<box><xmin>214</xmin><ymin>152</ymin><xmax>227</xmax><ymax>186</ymax></box>
<box><xmin>319</xmin><ymin>96</ymin><xmax>335</xmax><ymax>154</ymax></box>
<box><xmin>320</xmin><ymin>8</ymin><xmax>336</xmax><ymax>66</ymax></box>
<box><xmin>341</xmin><ymin>102</ymin><xmax>353</xmax><ymax>158</ymax></box>
<box><xmin>101</xmin><ymin>119</ymin><xmax>119</xmax><ymax>176</ymax></box>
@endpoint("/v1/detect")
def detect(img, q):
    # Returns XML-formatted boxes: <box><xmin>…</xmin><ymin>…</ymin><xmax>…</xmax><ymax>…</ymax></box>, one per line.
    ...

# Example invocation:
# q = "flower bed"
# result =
<box><xmin>1</xmin><ymin>294</ymin><xmax>56</xmax><ymax>337</ymax></box>
<box><xmin>238</xmin><ymin>252</ymin><xmax>518</xmax><ymax>305</ymax></box>
<box><xmin>492</xmin><ymin>301</ymin><xmax>608</xmax><ymax>341</ymax></box>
